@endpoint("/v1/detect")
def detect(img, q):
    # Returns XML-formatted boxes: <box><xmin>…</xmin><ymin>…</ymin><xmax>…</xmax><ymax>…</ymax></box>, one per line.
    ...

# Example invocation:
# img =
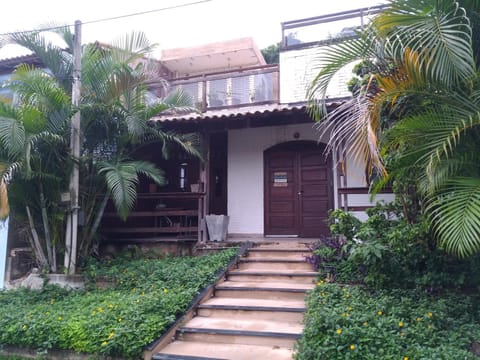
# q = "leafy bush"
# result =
<box><xmin>306</xmin><ymin>235</ymin><xmax>362</xmax><ymax>284</ymax></box>
<box><xmin>329</xmin><ymin>204</ymin><xmax>480</xmax><ymax>290</ymax></box>
<box><xmin>296</xmin><ymin>283</ymin><xmax>480</xmax><ymax>359</ymax></box>
<box><xmin>0</xmin><ymin>249</ymin><xmax>236</xmax><ymax>358</ymax></box>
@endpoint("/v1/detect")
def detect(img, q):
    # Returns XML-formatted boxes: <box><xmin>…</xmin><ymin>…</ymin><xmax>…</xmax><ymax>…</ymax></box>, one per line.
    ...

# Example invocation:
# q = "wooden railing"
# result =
<box><xmin>170</xmin><ymin>64</ymin><xmax>279</xmax><ymax>112</ymax></box>
<box><xmin>101</xmin><ymin>192</ymin><xmax>206</xmax><ymax>242</ymax></box>
<box><xmin>338</xmin><ymin>187</ymin><xmax>393</xmax><ymax>212</ymax></box>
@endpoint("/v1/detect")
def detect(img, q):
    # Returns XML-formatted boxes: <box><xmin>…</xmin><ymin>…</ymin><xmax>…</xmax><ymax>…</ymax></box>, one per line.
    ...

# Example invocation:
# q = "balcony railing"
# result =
<box><xmin>170</xmin><ymin>64</ymin><xmax>279</xmax><ymax>112</ymax></box>
<box><xmin>281</xmin><ymin>4</ymin><xmax>387</xmax><ymax>48</ymax></box>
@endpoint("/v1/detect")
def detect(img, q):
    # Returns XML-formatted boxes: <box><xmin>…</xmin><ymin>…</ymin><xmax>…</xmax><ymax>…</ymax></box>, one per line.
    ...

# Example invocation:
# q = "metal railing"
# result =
<box><xmin>281</xmin><ymin>4</ymin><xmax>387</xmax><ymax>48</ymax></box>
<box><xmin>169</xmin><ymin>64</ymin><xmax>279</xmax><ymax>112</ymax></box>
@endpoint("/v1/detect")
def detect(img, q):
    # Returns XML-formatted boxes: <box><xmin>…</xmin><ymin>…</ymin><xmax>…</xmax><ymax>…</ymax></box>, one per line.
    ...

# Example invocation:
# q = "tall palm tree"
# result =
<box><xmin>308</xmin><ymin>0</ymin><xmax>480</xmax><ymax>256</ymax></box>
<box><xmin>0</xmin><ymin>27</ymin><xmax>198</xmax><ymax>270</ymax></box>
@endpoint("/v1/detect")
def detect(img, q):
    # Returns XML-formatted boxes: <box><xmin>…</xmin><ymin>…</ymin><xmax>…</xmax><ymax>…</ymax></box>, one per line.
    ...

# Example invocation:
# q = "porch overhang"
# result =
<box><xmin>149</xmin><ymin>100</ymin><xmax>346</xmax><ymax>128</ymax></box>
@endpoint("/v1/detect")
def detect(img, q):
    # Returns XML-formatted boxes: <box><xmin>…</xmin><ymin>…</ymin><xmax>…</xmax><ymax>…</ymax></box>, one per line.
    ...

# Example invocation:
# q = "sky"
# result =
<box><xmin>0</xmin><ymin>0</ymin><xmax>385</xmax><ymax>59</ymax></box>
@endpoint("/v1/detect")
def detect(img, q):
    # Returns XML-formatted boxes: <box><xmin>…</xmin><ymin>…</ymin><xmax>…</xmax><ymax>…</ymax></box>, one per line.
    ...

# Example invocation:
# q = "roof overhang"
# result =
<box><xmin>160</xmin><ymin>37</ymin><xmax>266</xmax><ymax>76</ymax></box>
<box><xmin>149</xmin><ymin>100</ymin><xmax>345</xmax><ymax>125</ymax></box>
<box><xmin>0</xmin><ymin>54</ymin><xmax>43</xmax><ymax>74</ymax></box>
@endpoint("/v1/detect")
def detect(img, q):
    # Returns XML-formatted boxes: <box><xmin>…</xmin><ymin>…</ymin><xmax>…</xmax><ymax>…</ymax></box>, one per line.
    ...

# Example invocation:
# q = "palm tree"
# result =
<box><xmin>0</xmin><ymin>66</ymin><xmax>69</xmax><ymax>271</ymax></box>
<box><xmin>308</xmin><ymin>0</ymin><xmax>480</xmax><ymax>256</ymax></box>
<box><xmin>0</xmin><ymin>28</ymin><xmax>198</xmax><ymax>271</ymax></box>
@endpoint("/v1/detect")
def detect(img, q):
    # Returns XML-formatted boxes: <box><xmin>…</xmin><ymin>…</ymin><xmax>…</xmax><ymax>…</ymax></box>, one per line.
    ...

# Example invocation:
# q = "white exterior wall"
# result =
<box><xmin>227</xmin><ymin>123</ymin><xmax>331</xmax><ymax>235</ymax></box>
<box><xmin>279</xmin><ymin>46</ymin><xmax>355</xmax><ymax>104</ymax></box>
<box><xmin>227</xmin><ymin>125</ymin><xmax>395</xmax><ymax>234</ymax></box>
<box><xmin>342</xmin><ymin>153</ymin><xmax>395</xmax><ymax>221</ymax></box>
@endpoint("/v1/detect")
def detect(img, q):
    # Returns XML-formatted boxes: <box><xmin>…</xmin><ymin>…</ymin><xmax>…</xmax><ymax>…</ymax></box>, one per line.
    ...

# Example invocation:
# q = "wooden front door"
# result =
<box><xmin>264</xmin><ymin>142</ymin><xmax>333</xmax><ymax>237</ymax></box>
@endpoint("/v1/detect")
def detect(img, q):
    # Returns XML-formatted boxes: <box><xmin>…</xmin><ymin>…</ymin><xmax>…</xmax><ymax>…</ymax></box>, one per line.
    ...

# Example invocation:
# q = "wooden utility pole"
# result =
<box><xmin>65</xmin><ymin>20</ymin><xmax>82</xmax><ymax>275</ymax></box>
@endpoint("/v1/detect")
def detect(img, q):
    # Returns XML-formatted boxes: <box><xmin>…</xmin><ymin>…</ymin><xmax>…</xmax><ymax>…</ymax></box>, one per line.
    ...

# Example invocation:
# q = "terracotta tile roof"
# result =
<box><xmin>0</xmin><ymin>54</ymin><xmax>42</xmax><ymax>73</ymax></box>
<box><xmin>149</xmin><ymin>100</ymin><xmax>345</xmax><ymax>123</ymax></box>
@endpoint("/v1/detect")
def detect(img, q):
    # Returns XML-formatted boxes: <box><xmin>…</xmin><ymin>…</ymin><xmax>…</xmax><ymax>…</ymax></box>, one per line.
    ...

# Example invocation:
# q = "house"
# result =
<box><xmin>102</xmin><ymin>5</ymin><xmax>393</xmax><ymax>246</ymax></box>
<box><xmin>0</xmin><ymin>6</ymin><xmax>393</xmax><ymax>260</ymax></box>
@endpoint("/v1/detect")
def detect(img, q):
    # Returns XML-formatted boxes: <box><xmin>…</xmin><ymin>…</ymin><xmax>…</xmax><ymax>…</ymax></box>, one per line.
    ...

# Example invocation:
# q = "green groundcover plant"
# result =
<box><xmin>296</xmin><ymin>282</ymin><xmax>480</xmax><ymax>360</ymax></box>
<box><xmin>0</xmin><ymin>249</ymin><xmax>236</xmax><ymax>358</ymax></box>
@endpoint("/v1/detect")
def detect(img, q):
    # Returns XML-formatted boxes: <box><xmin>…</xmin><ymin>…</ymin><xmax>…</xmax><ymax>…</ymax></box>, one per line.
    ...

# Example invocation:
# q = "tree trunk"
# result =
<box><xmin>25</xmin><ymin>206</ymin><xmax>49</xmax><ymax>270</ymax></box>
<box><xmin>80</xmin><ymin>192</ymin><xmax>109</xmax><ymax>258</ymax></box>
<box><xmin>39</xmin><ymin>185</ymin><xmax>56</xmax><ymax>272</ymax></box>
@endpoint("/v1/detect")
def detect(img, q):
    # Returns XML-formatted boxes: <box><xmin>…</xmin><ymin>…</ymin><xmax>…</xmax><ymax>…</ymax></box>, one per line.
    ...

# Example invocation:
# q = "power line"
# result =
<box><xmin>0</xmin><ymin>0</ymin><xmax>212</xmax><ymax>37</ymax></box>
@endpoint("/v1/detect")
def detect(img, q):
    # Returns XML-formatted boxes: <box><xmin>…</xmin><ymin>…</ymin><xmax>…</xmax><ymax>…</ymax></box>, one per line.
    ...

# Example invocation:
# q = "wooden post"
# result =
<box><xmin>65</xmin><ymin>20</ymin><xmax>82</xmax><ymax>275</ymax></box>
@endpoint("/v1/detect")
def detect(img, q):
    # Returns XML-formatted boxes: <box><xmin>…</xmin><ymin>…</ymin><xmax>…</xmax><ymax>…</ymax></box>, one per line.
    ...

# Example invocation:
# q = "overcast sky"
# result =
<box><xmin>0</xmin><ymin>0</ymin><xmax>385</xmax><ymax>59</ymax></box>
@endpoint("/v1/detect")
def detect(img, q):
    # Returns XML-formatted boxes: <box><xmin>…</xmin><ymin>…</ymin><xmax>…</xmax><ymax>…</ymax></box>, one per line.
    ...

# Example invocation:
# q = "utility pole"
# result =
<box><xmin>65</xmin><ymin>20</ymin><xmax>82</xmax><ymax>275</ymax></box>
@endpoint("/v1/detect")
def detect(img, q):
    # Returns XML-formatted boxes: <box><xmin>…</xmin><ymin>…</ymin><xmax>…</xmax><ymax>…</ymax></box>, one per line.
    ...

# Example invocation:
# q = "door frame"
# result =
<box><xmin>263</xmin><ymin>140</ymin><xmax>333</xmax><ymax>237</ymax></box>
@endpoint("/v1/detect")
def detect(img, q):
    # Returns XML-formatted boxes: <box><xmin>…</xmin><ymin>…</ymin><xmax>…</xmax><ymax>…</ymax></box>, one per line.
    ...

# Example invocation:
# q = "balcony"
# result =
<box><xmin>281</xmin><ymin>4</ymin><xmax>387</xmax><ymax>48</ymax></box>
<box><xmin>169</xmin><ymin>64</ymin><xmax>279</xmax><ymax>112</ymax></box>
<box><xmin>279</xmin><ymin>5</ymin><xmax>387</xmax><ymax>103</ymax></box>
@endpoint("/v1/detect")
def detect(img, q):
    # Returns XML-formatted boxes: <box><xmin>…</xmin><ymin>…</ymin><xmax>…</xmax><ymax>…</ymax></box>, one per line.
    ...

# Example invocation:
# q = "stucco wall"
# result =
<box><xmin>279</xmin><ymin>46</ymin><xmax>354</xmax><ymax>104</ymax></box>
<box><xmin>227</xmin><ymin>122</ymin><xmax>331</xmax><ymax>235</ymax></box>
<box><xmin>227</xmin><ymin>124</ymin><xmax>395</xmax><ymax>235</ymax></box>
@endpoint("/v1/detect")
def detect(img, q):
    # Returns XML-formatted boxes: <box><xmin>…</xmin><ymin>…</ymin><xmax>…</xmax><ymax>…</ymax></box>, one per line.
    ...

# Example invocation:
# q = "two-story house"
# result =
<box><xmin>0</xmin><ymin>6</ymin><xmax>393</xmax><ymax>255</ymax></box>
<box><xmin>110</xmin><ymin>5</ymin><xmax>392</xmax><ymax>245</ymax></box>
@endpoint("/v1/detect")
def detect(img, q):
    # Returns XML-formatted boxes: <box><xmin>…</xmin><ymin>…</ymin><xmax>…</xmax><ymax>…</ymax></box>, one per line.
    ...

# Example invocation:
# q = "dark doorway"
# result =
<box><xmin>209</xmin><ymin>132</ymin><xmax>228</xmax><ymax>214</ymax></box>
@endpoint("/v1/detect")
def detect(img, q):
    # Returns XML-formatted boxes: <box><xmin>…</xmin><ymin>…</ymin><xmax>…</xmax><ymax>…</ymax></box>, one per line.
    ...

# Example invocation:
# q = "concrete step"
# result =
<box><xmin>214</xmin><ymin>284</ymin><xmax>309</xmax><ymax>301</ymax></box>
<box><xmin>183</xmin><ymin>317</ymin><xmax>302</xmax><ymax>334</ymax></box>
<box><xmin>154</xmin><ymin>341</ymin><xmax>294</xmax><ymax>360</ymax></box>
<box><xmin>246</xmin><ymin>248</ymin><xmax>311</xmax><ymax>260</ymax></box>
<box><xmin>197</xmin><ymin>297</ymin><xmax>305</xmax><ymax>322</ymax></box>
<box><xmin>227</xmin><ymin>270</ymin><xmax>317</xmax><ymax>284</ymax></box>
<box><xmin>177</xmin><ymin>327</ymin><xmax>299</xmax><ymax>347</ymax></box>
<box><xmin>217</xmin><ymin>280</ymin><xmax>315</xmax><ymax>291</ymax></box>
<box><xmin>237</xmin><ymin>259</ymin><xmax>313</xmax><ymax>271</ymax></box>
<box><xmin>253</xmin><ymin>242</ymin><xmax>313</xmax><ymax>249</ymax></box>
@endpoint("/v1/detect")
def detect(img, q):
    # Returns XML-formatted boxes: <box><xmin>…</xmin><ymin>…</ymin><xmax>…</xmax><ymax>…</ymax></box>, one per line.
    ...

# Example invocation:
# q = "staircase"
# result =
<box><xmin>152</xmin><ymin>242</ymin><xmax>317</xmax><ymax>360</ymax></box>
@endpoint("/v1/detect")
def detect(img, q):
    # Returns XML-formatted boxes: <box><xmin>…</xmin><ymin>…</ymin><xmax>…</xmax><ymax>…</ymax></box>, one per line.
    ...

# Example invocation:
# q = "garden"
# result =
<box><xmin>295</xmin><ymin>0</ymin><xmax>480</xmax><ymax>356</ymax></box>
<box><xmin>0</xmin><ymin>249</ymin><xmax>237</xmax><ymax>358</ymax></box>
<box><xmin>295</xmin><ymin>203</ymin><xmax>480</xmax><ymax>359</ymax></box>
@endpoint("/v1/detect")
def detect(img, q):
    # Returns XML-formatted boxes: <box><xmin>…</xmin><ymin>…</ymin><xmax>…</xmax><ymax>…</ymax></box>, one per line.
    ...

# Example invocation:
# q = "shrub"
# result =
<box><xmin>329</xmin><ymin>204</ymin><xmax>480</xmax><ymax>290</ymax></box>
<box><xmin>295</xmin><ymin>283</ymin><xmax>480</xmax><ymax>359</ymax></box>
<box><xmin>0</xmin><ymin>249</ymin><xmax>237</xmax><ymax>358</ymax></box>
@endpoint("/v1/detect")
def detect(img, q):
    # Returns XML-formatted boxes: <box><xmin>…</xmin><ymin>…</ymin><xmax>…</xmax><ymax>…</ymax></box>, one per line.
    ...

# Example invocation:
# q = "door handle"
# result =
<box><xmin>298</xmin><ymin>190</ymin><xmax>304</xmax><ymax>196</ymax></box>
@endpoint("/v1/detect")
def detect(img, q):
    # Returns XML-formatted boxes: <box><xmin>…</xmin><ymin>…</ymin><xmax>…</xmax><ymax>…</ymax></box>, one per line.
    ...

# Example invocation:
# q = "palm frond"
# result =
<box><xmin>0</xmin><ymin>116</ymin><xmax>25</xmax><ymax>159</ymax></box>
<box><xmin>427</xmin><ymin>177</ymin><xmax>480</xmax><ymax>257</ymax></box>
<box><xmin>6</xmin><ymin>29</ymin><xmax>73</xmax><ymax>89</ymax></box>
<box><xmin>97</xmin><ymin>160</ymin><xmax>164</xmax><ymax>220</ymax></box>
<box><xmin>307</xmin><ymin>36</ymin><xmax>377</xmax><ymax>119</ymax></box>
<box><xmin>417</xmin><ymin>153</ymin><xmax>478</xmax><ymax>194</ymax></box>
<box><xmin>316</xmin><ymin>91</ymin><xmax>386</xmax><ymax>177</ymax></box>
<box><xmin>10</xmin><ymin>64</ymin><xmax>71</xmax><ymax>114</ymax></box>
<box><xmin>97</xmin><ymin>161</ymin><xmax>138</xmax><ymax>220</ymax></box>
<box><xmin>108</xmin><ymin>31</ymin><xmax>156</xmax><ymax>64</ymax></box>
<box><xmin>375</xmin><ymin>0</ymin><xmax>476</xmax><ymax>87</ymax></box>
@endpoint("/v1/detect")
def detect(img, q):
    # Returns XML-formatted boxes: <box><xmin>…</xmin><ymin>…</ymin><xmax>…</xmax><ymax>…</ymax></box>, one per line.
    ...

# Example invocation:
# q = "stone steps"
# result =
<box><xmin>214</xmin><ymin>285</ymin><xmax>309</xmax><ymax>301</ymax></box>
<box><xmin>152</xmin><ymin>243</ymin><xmax>317</xmax><ymax>360</ymax></box>
<box><xmin>153</xmin><ymin>341</ymin><xmax>295</xmax><ymax>360</ymax></box>
<box><xmin>237</xmin><ymin>259</ymin><xmax>313</xmax><ymax>271</ymax></box>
